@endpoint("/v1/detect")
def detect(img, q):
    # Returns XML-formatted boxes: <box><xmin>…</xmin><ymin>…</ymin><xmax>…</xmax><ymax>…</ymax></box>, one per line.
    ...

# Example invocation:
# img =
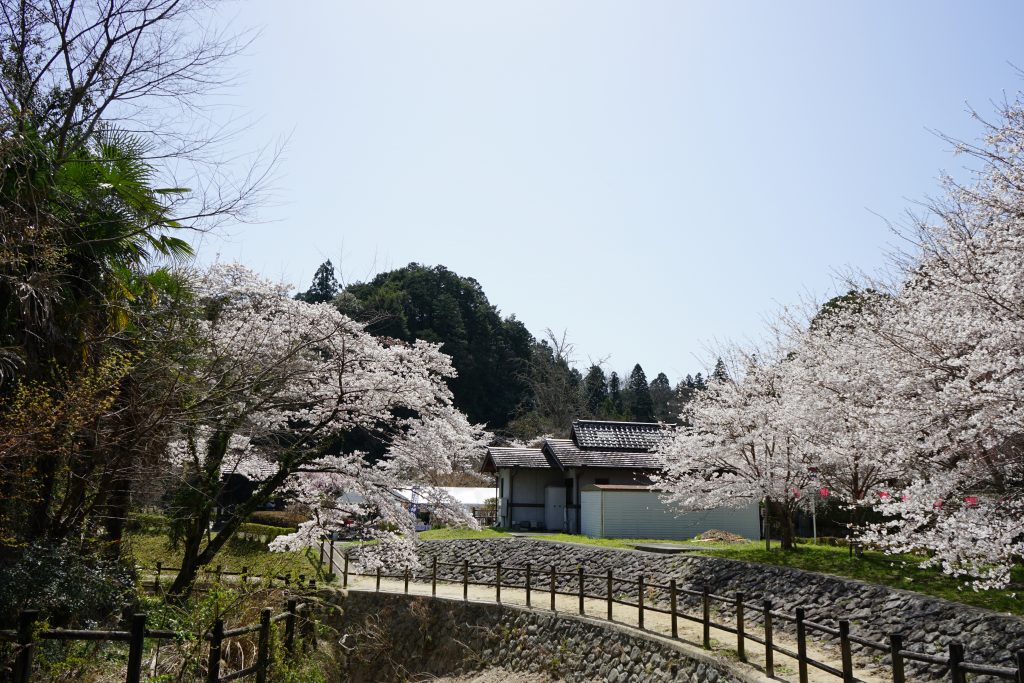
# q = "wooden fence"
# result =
<box><xmin>1</xmin><ymin>587</ymin><xmax>313</xmax><ymax>683</ymax></box>
<box><xmin>319</xmin><ymin>542</ymin><xmax>1024</xmax><ymax>683</ymax></box>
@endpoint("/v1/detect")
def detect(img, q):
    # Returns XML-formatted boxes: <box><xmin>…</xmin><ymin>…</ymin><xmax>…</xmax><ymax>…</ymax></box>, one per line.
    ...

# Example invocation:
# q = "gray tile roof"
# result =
<box><xmin>482</xmin><ymin>447</ymin><xmax>557</xmax><ymax>471</ymax></box>
<box><xmin>544</xmin><ymin>439</ymin><xmax>663</xmax><ymax>470</ymax></box>
<box><xmin>571</xmin><ymin>420</ymin><xmax>673</xmax><ymax>451</ymax></box>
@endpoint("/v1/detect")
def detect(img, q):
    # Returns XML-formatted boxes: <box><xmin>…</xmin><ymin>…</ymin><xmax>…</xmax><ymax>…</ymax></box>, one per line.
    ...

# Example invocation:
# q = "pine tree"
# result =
<box><xmin>649</xmin><ymin>372</ymin><xmax>673</xmax><ymax>421</ymax></box>
<box><xmin>583</xmin><ymin>365</ymin><xmax>608</xmax><ymax>416</ymax></box>
<box><xmin>692</xmin><ymin>372</ymin><xmax>707</xmax><ymax>391</ymax></box>
<box><xmin>296</xmin><ymin>260</ymin><xmax>340</xmax><ymax>304</ymax></box>
<box><xmin>625</xmin><ymin>364</ymin><xmax>655</xmax><ymax>422</ymax></box>
<box><xmin>608</xmin><ymin>372</ymin><xmax>624</xmax><ymax>416</ymax></box>
<box><xmin>711</xmin><ymin>357</ymin><xmax>729</xmax><ymax>383</ymax></box>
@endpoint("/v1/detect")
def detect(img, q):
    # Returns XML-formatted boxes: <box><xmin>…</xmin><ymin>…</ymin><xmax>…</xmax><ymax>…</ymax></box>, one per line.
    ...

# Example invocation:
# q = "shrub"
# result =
<box><xmin>0</xmin><ymin>540</ymin><xmax>137</xmax><ymax>628</ymax></box>
<box><xmin>248</xmin><ymin>510</ymin><xmax>307</xmax><ymax>529</ymax></box>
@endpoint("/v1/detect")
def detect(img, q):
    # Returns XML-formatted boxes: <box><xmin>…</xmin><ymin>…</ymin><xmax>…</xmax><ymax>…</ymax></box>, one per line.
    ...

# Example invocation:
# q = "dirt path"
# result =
<box><xmin>343</xmin><ymin>574</ymin><xmax>891</xmax><ymax>683</ymax></box>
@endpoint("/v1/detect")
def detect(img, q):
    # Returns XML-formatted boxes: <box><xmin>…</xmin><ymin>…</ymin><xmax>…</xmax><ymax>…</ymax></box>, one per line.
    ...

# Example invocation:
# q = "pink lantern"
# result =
<box><xmin>879</xmin><ymin>491</ymin><xmax>890</xmax><ymax>500</ymax></box>
<box><xmin>901</xmin><ymin>494</ymin><xmax>910</xmax><ymax>502</ymax></box>
<box><xmin>791</xmin><ymin>488</ymin><xmax>801</xmax><ymax>498</ymax></box>
<box><xmin>964</xmin><ymin>496</ymin><xmax>979</xmax><ymax>507</ymax></box>
<box><xmin>933</xmin><ymin>500</ymin><xmax>944</xmax><ymax>509</ymax></box>
<box><xmin>819</xmin><ymin>487</ymin><xmax>830</xmax><ymax>498</ymax></box>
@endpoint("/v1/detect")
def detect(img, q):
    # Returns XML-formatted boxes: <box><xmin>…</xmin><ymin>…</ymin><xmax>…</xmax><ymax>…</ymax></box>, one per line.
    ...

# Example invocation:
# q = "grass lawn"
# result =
<box><xmin>418</xmin><ymin>527</ymin><xmax>511</xmax><ymax>541</ymax></box>
<box><xmin>418</xmin><ymin>528</ymin><xmax>1023</xmax><ymax>614</ymax></box>
<box><xmin>125</xmin><ymin>530</ymin><xmax>319</xmax><ymax>580</ymax></box>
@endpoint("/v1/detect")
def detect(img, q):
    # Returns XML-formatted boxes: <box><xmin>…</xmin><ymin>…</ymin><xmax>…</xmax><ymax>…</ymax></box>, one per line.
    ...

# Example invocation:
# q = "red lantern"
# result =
<box><xmin>819</xmin><ymin>487</ymin><xmax>830</xmax><ymax>498</ymax></box>
<box><xmin>879</xmin><ymin>491</ymin><xmax>890</xmax><ymax>500</ymax></box>
<box><xmin>964</xmin><ymin>496</ymin><xmax>979</xmax><ymax>507</ymax></box>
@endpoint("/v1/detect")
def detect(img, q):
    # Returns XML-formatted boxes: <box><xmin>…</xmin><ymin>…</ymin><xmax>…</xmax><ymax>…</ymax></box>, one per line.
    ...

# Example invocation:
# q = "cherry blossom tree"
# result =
<box><xmin>666</xmin><ymin>92</ymin><xmax>1024</xmax><ymax>585</ymax></box>
<box><xmin>656</xmin><ymin>351</ymin><xmax>816</xmax><ymax>550</ymax></box>
<box><xmin>164</xmin><ymin>264</ymin><xmax>485</xmax><ymax>595</ymax></box>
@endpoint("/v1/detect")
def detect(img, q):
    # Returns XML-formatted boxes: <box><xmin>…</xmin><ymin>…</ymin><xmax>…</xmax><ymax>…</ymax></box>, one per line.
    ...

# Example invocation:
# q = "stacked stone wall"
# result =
<box><xmin>344</xmin><ymin>538</ymin><xmax>1024</xmax><ymax>679</ymax></box>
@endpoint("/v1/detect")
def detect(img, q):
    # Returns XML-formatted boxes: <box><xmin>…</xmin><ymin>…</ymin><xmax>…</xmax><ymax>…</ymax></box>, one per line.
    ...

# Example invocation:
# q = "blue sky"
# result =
<box><xmin>196</xmin><ymin>1</ymin><xmax>1024</xmax><ymax>382</ymax></box>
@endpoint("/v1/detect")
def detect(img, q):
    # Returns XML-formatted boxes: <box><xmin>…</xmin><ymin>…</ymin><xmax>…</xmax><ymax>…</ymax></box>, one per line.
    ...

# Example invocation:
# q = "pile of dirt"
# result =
<box><xmin>698</xmin><ymin>529</ymin><xmax>746</xmax><ymax>543</ymax></box>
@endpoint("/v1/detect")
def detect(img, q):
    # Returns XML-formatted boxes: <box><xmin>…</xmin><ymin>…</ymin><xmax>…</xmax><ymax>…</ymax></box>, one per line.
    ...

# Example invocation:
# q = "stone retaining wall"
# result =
<box><xmin>345</xmin><ymin>538</ymin><xmax>1024</xmax><ymax>680</ymax></box>
<box><xmin>322</xmin><ymin>589</ymin><xmax>760</xmax><ymax>683</ymax></box>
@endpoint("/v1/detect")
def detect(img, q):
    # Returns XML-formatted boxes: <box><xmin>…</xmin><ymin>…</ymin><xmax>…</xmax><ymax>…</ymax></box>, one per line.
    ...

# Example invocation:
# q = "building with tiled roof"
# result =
<box><xmin>481</xmin><ymin>419</ymin><xmax>760</xmax><ymax>540</ymax></box>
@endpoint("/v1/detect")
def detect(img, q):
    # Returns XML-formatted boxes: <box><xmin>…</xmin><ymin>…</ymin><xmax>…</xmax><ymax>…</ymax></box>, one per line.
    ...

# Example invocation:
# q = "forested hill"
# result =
<box><xmin>297</xmin><ymin>261</ymin><xmax>713</xmax><ymax>436</ymax></box>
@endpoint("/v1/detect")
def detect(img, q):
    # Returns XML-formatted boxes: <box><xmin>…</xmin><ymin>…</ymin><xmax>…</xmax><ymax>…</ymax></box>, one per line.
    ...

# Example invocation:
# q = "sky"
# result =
<box><xmin>193</xmin><ymin>1</ymin><xmax>1024</xmax><ymax>382</ymax></box>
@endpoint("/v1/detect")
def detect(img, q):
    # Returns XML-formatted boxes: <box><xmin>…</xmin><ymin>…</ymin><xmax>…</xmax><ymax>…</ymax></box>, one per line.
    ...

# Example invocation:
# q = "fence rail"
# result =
<box><xmin>1</xmin><ymin>593</ymin><xmax>312</xmax><ymax>683</ymax></box>
<box><xmin>319</xmin><ymin>539</ymin><xmax>1024</xmax><ymax>683</ymax></box>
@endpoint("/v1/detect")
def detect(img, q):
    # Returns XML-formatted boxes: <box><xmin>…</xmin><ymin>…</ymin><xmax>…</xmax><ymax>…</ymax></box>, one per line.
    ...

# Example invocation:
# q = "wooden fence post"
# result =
<box><xmin>319</xmin><ymin>538</ymin><xmax>325</xmax><ymax>567</ymax></box>
<box><xmin>795</xmin><ymin>607</ymin><xmax>809</xmax><ymax>683</ymax></box>
<box><xmin>432</xmin><ymin>557</ymin><xmax>437</xmax><ymax>597</ymax></box>
<box><xmin>375</xmin><ymin>567</ymin><xmax>381</xmax><ymax>592</ymax></box>
<box><xmin>888</xmin><ymin>633</ymin><xmax>905</xmax><ymax>683</ymax></box>
<box><xmin>496</xmin><ymin>561</ymin><xmax>502</xmax><ymax>603</ymax></box>
<box><xmin>285</xmin><ymin>599</ymin><xmax>297</xmax><ymax>654</ymax></box>
<box><xmin>13</xmin><ymin>609</ymin><xmax>38</xmax><ymax>683</ymax></box>
<box><xmin>404</xmin><ymin>567</ymin><xmax>409</xmax><ymax>594</ymax></box>
<box><xmin>216</xmin><ymin>564</ymin><xmax>223</xmax><ymax>583</ymax></box>
<box><xmin>126</xmin><ymin>613</ymin><xmax>147</xmax><ymax>683</ymax></box>
<box><xmin>669</xmin><ymin>579</ymin><xmax>678</xmax><ymax>638</ymax></box>
<box><xmin>578</xmin><ymin>566</ymin><xmax>584</xmax><ymax>615</ymax></box>
<box><xmin>949</xmin><ymin>642</ymin><xmax>965</xmax><ymax>683</ymax></box>
<box><xmin>525</xmin><ymin>562</ymin><xmax>532</xmax><ymax>607</ymax></box>
<box><xmin>637</xmin><ymin>574</ymin><xmax>645</xmax><ymax>630</ymax></box>
<box><xmin>1015</xmin><ymin>650</ymin><xmax>1024</xmax><ymax>683</ymax></box>
<box><xmin>329</xmin><ymin>537</ymin><xmax>336</xmax><ymax>577</ymax></box>
<box><xmin>155</xmin><ymin>561</ymin><xmax>162</xmax><ymax>594</ymax></box>
<box><xmin>763</xmin><ymin>600</ymin><xmax>774</xmax><ymax>679</ymax></box>
<box><xmin>550</xmin><ymin>565</ymin><xmax>556</xmax><ymax>611</ymax></box>
<box><xmin>839</xmin><ymin>620</ymin><xmax>854</xmax><ymax>683</ymax></box>
<box><xmin>206</xmin><ymin>618</ymin><xmax>224</xmax><ymax>683</ymax></box>
<box><xmin>702</xmin><ymin>585</ymin><xmax>711</xmax><ymax>649</ymax></box>
<box><xmin>463</xmin><ymin>560</ymin><xmax>469</xmax><ymax>601</ymax></box>
<box><xmin>736</xmin><ymin>591</ymin><xmax>746</xmax><ymax>661</ymax></box>
<box><xmin>343</xmin><ymin>553</ymin><xmax>349</xmax><ymax>588</ymax></box>
<box><xmin>255</xmin><ymin>607</ymin><xmax>272</xmax><ymax>683</ymax></box>
<box><xmin>606</xmin><ymin>569</ymin><xmax>613</xmax><ymax>621</ymax></box>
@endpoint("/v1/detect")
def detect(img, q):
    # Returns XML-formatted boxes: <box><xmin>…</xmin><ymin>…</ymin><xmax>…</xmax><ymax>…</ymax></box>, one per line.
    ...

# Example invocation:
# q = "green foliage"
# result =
<box><xmin>339</xmin><ymin>263</ymin><xmax>534</xmax><ymax>428</ymax></box>
<box><xmin>583</xmin><ymin>365</ymin><xmax>608</xmax><ymax>415</ymax></box>
<box><xmin>649</xmin><ymin>371</ymin><xmax>673</xmax><ymax>421</ymax></box>
<box><xmin>238</xmin><ymin>523</ymin><xmax>295</xmax><ymax>541</ymax></box>
<box><xmin>295</xmin><ymin>260</ymin><xmax>340</xmax><ymax>304</ymax></box>
<box><xmin>248</xmin><ymin>510</ymin><xmax>308</xmax><ymax>529</ymax></box>
<box><xmin>625</xmin><ymin>364</ymin><xmax>654</xmax><ymax>422</ymax></box>
<box><xmin>0</xmin><ymin>540</ymin><xmax>137</xmax><ymax>628</ymax></box>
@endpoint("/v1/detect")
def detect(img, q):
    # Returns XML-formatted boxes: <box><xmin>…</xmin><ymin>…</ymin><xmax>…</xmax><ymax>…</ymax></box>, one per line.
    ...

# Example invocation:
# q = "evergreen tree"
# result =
<box><xmin>583</xmin><ymin>365</ymin><xmax>608</xmax><ymax>416</ymax></box>
<box><xmin>342</xmin><ymin>263</ymin><xmax>534</xmax><ymax>428</ymax></box>
<box><xmin>608</xmin><ymin>372</ymin><xmax>624</xmax><ymax>416</ymax></box>
<box><xmin>649</xmin><ymin>372</ymin><xmax>673</xmax><ymax>421</ymax></box>
<box><xmin>626</xmin><ymin>364</ymin><xmax>655</xmax><ymax>422</ymax></box>
<box><xmin>296</xmin><ymin>260</ymin><xmax>340</xmax><ymax>304</ymax></box>
<box><xmin>692</xmin><ymin>372</ymin><xmax>707</xmax><ymax>391</ymax></box>
<box><xmin>711</xmin><ymin>357</ymin><xmax>730</xmax><ymax>383</ymax></box>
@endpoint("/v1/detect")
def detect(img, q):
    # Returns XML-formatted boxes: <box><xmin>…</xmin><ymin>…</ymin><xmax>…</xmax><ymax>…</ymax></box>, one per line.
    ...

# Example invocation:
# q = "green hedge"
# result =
<box><xmin>238</xmin><ymin>522</ymin><xmax>294</xmax><ymax>542</ymax></box>
<box><xmin>247</xmin><ymin>510</ymin><xmax>307</xmax><ymax>529</ymax></box>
